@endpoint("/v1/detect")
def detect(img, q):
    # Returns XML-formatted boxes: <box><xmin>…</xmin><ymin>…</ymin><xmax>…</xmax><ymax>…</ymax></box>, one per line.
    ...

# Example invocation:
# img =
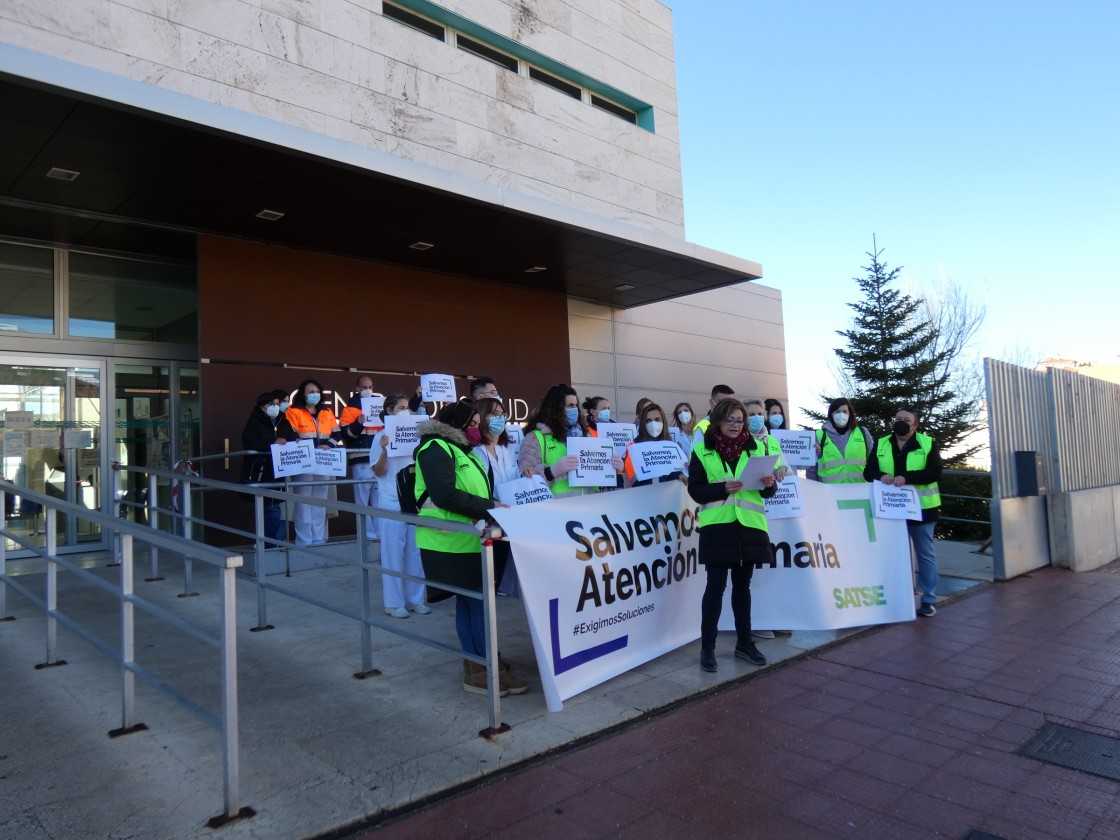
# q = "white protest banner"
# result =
<box><xmin>496</xmin><ymin>475</ymin><xmax>553</xmax><ymax>507</ymax></box>
<box><xmin>566</xmin><ymin>438</ymin><xmax>617</xmax><ymax>487</ymax></box>
<box><xmin>871</xmin><ymin>481</ymin><xmax>922</xmax><ymax>521</ymax></box>
<box><xmin>310</xmin><ymin>445</ymin><xmax>347</xmax><ymax>477</ymax></box>
<box><xmin>628</xmin><ymin>441</ymin><xmax>685</xmax><ymax>481</ymax></box>
<box><xmin>765</xmin><ymin>476</ymin><xmax>804</xmax><ymax>520</ymax></box>
<box><xmin>420</xmin><ymin>374</ymin><xmax>456</xmax><ymax>403</ymax></box>
<box><xmin>504</xmin><ymin>423</ymin><xmax>524</xmax><ymax>460</ymax></box>
<box><xmin>595</xmin><ymin>422</ymin><xmax>636</xmax><ymax>457</ymax></box>
<box><xmin>491</xmin><ymin>482</ymin><xmax>705</xmax><ymax>711</ymax></box>
<box><xmin>723</xmin><ymin>480</ymin><xmax>915</xmax><ymax>631</ymax></box>
<box><xmin>3</xmin><ymin>431</ymin><xmax>27</xmax><ymax>458</ymax></box>
<box><xmin>360</xmin><ymin>396</ymin><xmax>385</xmax><ymax>426</ymax></box>
<box><xmin>771</xmin><ymin>429</ymin><xmax>818</xmax><ymax>468</ymax></box>
<box><xmin>62</xmin><ymin>429</ymin><xmax>93</xmax><ymax>449</ymax></box>
<box><xmin>271</xmin><ymin>441</ymin><xmax>314</xmax><ymax>478</ymax></box>
<box><xmin>30</xmin><ymin>429</ymin><xmax>58</xmax><ymax>449</ymax></box>
<box><xmin>384</xmin><ymin>413</ymin><xmax>423</xmax><ymax>457</ymax></box>
<box><xmin>4</xmin><ymin>411</ymin><xmax>34</xmax><ymax>430</ymax></box>
<box><xmin>738</xmin><ymin>453</ymin><xmax>780</xmax><ymax>489</ymax></box>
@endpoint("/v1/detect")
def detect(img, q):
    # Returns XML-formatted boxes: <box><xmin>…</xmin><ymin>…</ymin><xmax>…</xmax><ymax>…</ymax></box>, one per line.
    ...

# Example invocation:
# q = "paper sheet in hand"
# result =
<box><xmin>310</xmin><ymin>446</ymin><xmax>347</xmax><ymax>477</ymax></box>
<box><xmin>628</xmin><ymin>441</ymin><xmax>684</xmax><ymax>481</ymax></box>
<box><xmin>871</xmin><ymin>481</ymin><xmax>922</xmax><ymax>520</ymax></box>
<box><xmin>496</xmin><ymin>475</ymin><xmax>553</xmax><ymax>506</ymax></box>
<box><xmin>420</xmin><ymin>373</ymin><xmax>456</xmax><ymax>403</ymax></box>
<box><xmin>595</xmin><ymin>423</ymin><xmax>636</xmax><ymax>456</ymax></box>
<box><xmin>271</xmin><ymin>441</ymin><xmax>314</xmax><ymax>477</ymax></box>
<box><xmin>566</xmin><ymin>438</ymin><xmax>617</xmax><ymax>487</ymax></box>
<box><xmin>765</xmin><ymin>476</ymin><xmax>804</xmax><ymax>519</ymax></box>
<box><xmin>771</xmin><ymin>429</ymin><xmax>818</xmax><ymax>467</ymax></box>
<box><xmin>360</xmin><ymin>396</ymin><xmax>385</xmax><ymax>426</ymax></box>
<box><xmin>738</xmin><ymin>454</ymin><xmax>780</xmax><ymax>489</ymax></box>
<box><xmin>384</xmin><ymin>413</ymin><xmax>422</xmax><ymax>456</ymax></box>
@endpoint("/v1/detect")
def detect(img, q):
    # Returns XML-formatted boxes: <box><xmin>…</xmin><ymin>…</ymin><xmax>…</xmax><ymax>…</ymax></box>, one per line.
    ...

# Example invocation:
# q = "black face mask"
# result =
<box><xmin>892</xmin><ymin>420</ymin><xmax>912</xmax><ymax>437</ymax></box>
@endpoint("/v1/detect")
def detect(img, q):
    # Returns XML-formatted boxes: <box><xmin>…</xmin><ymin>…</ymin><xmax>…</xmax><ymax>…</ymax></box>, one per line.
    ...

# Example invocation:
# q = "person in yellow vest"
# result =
<box><xmin>281</xmin><ymin>379</ymin><xmax>343</xmax><ymax>545</ymax></box>
<box><xmin>691</xmin><ymin>384</ymin><xmax>736</xmax><ymax>450</ymax></box>
<box><xmin>864</xmin><ymin>405</ymin><xmax>943</xmax><ymax>618</ymax></box>
<box><xmin>807</xmin><ymin>398</ymin><xmax>873</xmax><ymax>484</ymax></box>
<box><xmin>518</xmin><ymin>384</ymin><xmax>623</xmax><ymax>497</ymax></box>
<box><xmin>687</xmin><ymin>398</ymin><xmax>780</xmax><ymax>672</ymax></box>
<box><xmin>415</xmin><ymin>400</ymin><xmax>527</xmax><ymax>697</ymax></box>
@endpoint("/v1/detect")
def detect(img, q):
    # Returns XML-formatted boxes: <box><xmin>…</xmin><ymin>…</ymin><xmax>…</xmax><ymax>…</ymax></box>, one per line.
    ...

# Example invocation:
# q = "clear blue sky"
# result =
<box><xmin>665</xmin><ymin>1</ymin><xmax>1119</xmax><ymax>423</ymax></box>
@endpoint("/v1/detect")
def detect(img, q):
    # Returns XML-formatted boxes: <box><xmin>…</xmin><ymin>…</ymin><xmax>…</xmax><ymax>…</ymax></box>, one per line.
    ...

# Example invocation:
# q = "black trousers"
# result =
<box><xmin>701</xmin><ymin>565</ymin><xmax>754</xmax><ymax>649</ymax></box>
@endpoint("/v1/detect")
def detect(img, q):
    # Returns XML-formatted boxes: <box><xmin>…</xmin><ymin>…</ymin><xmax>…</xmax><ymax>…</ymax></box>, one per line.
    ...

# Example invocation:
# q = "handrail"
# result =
<box><xmin>0</xmin><ymin>479</ymin><xmax>248</xmax><ymax>826</ymax></box>
<box><xmin>112</xmin><ymin>462</ymin><xmax>509</xmax><ymax>735</ymax></box>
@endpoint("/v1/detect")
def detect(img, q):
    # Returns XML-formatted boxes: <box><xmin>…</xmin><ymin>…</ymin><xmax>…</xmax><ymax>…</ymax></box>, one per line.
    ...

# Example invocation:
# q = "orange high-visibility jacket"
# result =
<box><xmin>285</xmin><ymin>406</ymin><xmax>340</xmax><ymax>441</ymax></box>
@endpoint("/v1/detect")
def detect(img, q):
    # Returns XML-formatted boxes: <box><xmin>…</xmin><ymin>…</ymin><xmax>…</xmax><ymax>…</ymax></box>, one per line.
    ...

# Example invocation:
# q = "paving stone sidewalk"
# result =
<box><xmin>362</xmin><ymin>562</ymin><xmax>1120</xmax><ymax>840</ymax></box>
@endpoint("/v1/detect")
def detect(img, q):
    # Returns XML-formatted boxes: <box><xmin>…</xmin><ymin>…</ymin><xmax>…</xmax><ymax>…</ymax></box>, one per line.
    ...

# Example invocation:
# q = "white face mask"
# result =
<box><xmin>264</xmin><ymin>404</ymin><xmax>280</xmax><ymax>418</ymax></box>
<box><xmin>359</xmin><ymin>388</ymin><xmax>373</xmax><ymax>398</ymax></box>
<box><xmin>645</xmin><ymin>420</ymin><xmax>664</xmax><ymax>437</ymax></box>
<box><xmin>678</xmin><ymin>410</ymin><xmax>692</xmax><ymax>425</ymax></box>
<box><xmin>832</xmin><ymin>411</ymin><xmax>850</xmax><ymax>428</ymax></box>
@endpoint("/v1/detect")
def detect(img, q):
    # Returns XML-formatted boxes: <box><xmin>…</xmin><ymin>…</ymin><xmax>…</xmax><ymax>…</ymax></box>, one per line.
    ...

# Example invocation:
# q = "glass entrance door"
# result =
<box><xmin>1</xmin><ymin>359</ymin><xmax>104</xmax><ymax>553</ymax></box>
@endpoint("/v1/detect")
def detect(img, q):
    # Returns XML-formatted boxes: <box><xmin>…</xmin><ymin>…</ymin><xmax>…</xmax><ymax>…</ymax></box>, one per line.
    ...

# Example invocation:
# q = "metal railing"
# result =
<box><xmin>113</xmin><ymin>460</ymin><xmax>510</xmax><ymax>734</ymax></box>
<box><xmin>937</xmin><ymin>468</ymin><xmax>992</xmax><ymax>528</ymax></box>
<box><xmin>0</xmin><ymin>479</ymin><xmax>249</xmax><ymax>827</ymax></box>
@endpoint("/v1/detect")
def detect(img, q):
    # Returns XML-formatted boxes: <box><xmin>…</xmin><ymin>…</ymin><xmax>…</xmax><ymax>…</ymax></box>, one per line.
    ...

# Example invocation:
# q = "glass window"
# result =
<box><xmin>529</xmin><ymin>68</ymin><xmax>582</xmax><ymax>100</ymax></box>
<box><xmin>383</xmin><ymin>3</ymin><xmax>445</xmax><ymax>40</ymax></box>
<box><xmin>0</xmin><ymin>242</ymin><xmax>54</xmax><ymax>335</ymax></box>
<box><xmin>68</xmin><ymin>252</ymin><xmax>197</xmax><ymax>343</ymax></box>
<box><xmin>457</xmin><ymin>36</ymin><xmax>518</xmax><ymax>73</ymax></box>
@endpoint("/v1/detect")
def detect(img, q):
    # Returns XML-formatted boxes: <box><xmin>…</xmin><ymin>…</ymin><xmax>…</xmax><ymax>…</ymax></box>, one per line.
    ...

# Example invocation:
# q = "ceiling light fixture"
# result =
<box><xmin>614</xmin><ymin>283</ymin><xmax>635</xmax><ymax>291</ymax></box>
<box><xmin>255</xmin><ymin>209</ymin><xmax>285</xmax><ymax>221</ymax></box>
<box><xmin>46</xmin><ymin>167</ymin><xmax>80</xmax><ymax>182</ymax></box>
<box><xmin>409</xmin><ymin>241</ymin><xmax>435</xmax><ymax>250</ymax></box>
<box><xmin>524</xmin><ymin>266</ymin><xmax>547</xmax><ymax>273</ymax></box>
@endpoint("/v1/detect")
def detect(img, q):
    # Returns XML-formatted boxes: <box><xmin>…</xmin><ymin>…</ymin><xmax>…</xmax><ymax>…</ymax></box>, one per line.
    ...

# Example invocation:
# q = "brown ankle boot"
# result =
<box><xmin>498</xmin><ymin>668</ymin><xmax>528</xmax><ymax>695</ymax></box>
<box><xmin>463</xmin><ymin>659</ymin><xmax>507</xmax><ymax>696</ymax></box>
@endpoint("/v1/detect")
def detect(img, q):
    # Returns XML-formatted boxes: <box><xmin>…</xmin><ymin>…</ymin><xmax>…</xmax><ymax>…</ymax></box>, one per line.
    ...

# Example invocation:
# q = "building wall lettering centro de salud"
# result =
<box><xmin>0</xmin><ymin>0</ymin><xmax>785</xmax><ymax>549</ymax></box>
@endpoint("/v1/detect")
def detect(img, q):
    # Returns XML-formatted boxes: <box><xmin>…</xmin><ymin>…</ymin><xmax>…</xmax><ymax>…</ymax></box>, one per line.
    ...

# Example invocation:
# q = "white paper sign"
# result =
<box><xmin>30</xmin><ymin>429</ymin><xmax>58</xmax><ymax>448</ymax></box>
<box><xmin>4</xmin><ymin>411</ymin><xmax>34</xmax><ymax>430</ymax></box>
<box><xmin>496</xmin><ymin>475</ymin><xmax>554</xmax><ymax>507</ymax></box>
<box><xmin>310</xmin><ymin>446</ymin><xmax>347</xmax><ymax>477</ymax></box>
<box><xmin>765</xmin><ymin>476</ymin><xmax>804</xmax><ymax>519</ymax></box>
<box><xmin>62</xmin><ymin>430</ymin><xmax>93</xmax><ymax>449</ymax></box>
<box><xmin>504</xmin><ymin>423</ymin><xmax>524</xmax><ymax>460</ymax></box>
<box><xmin>872</xmin><ymin>481</ymin><xmax>922</xmax><ymax>521</ymax></box>
<box><xmin>271</xmin><ymin>441</ymin><xmax>314</xmax><ymax>478</ymax></box>
<box><xmin>3</xmin><ymin>431</ymin><xmax>27</xmax><ymax>458</ymax></box>
<box><xmin>384</xmin><ymin>413</ymin><xmax>423</xmax><ymax>457</ymax></box>
<box><xmin>595</xmin><ymin>423</ymin><xmax>636</xmax><ymax>457</ymax></box>
<box><xmin>738</xmin><ymin>454</ymin><xmax>780</xmax><ymax>489</ymax></box>
<box><xmin>420</xmin><ymin>374</ymin><xmax>456</xmax><ymax>403</ymax></box>
<box><xmin>628</xmin><ymin>441</ymin><xmax>684</xmax><ymax>481</ymax></box>
<box><xmin>771</xmin><ymin>429</ymin><xmax>818</xmax><ymax>468</ymax></box>
<box><xmin>566</xmin><ymin>438</ymin><xmax>617</xmax><ymax>487</ymax></box>
<box><xmin>360</xmin><ymin>396</ymin><xmax>385</xmax><ymax>426</ymax></box>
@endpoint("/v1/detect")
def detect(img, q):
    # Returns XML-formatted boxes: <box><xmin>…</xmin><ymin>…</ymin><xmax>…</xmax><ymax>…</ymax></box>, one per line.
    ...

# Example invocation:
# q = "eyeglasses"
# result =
<box><xmin>723</xmin><ymin>418</ymin><xmax>745</xmax><ymax>426</ymax></box>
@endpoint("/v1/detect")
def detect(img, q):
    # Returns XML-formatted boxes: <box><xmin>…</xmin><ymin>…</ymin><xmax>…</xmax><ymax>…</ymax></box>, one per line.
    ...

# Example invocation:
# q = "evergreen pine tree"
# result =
<box><xmin>804</xmin><ymin>239</ymin><xmax>983</xmax><ymax>463</ymax></box>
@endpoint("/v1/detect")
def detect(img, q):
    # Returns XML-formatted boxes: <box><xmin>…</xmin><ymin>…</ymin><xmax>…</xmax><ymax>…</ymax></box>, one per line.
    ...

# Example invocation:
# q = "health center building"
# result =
<box><xmin>0</xmin><ymin>0</ymin><xmax>786</xmax><ymax>552</ymax></box>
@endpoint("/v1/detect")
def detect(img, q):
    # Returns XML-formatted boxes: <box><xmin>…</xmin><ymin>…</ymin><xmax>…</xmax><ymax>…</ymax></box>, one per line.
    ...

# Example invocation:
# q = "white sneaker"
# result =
<box><xmin>409</xmin><ymin>604</ymin><xmax>431</xmax><ymax>615</ymax></box>
<box><xmin>752</xmin><ymin>630</ymin><xmax>776</xmax><ymax>640</ymax></box>
<box><xmin>385</xmin><ymin>607</ymin><xmax>409</xmax><ymax>619</ymax></box>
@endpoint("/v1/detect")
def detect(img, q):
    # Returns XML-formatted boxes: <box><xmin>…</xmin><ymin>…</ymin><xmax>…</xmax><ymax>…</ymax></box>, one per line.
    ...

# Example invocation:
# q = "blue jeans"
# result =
<box><xmin>908</xmin><ymin>521</ymin><xmax>938</xmax><ymax>605</ymax></box>
<box><xmin>456</xmin><ymin>594</ymin><xmax>486</xmax><ymax>657</ymax></box>
<box><xmin>264</xmin><ymin>502</ymin><xmax>287</xmax><ymax>544</ymax></box>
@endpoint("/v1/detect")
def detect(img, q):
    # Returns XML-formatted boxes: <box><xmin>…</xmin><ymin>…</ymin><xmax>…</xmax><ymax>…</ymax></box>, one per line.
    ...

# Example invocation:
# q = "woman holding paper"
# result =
<box><xmin>672</xmin><ymin>402</ymin><xmax>696</xmax><ymax>458</ymax></box>
<box><xmin>371</xmin><ymin>394</ymin><xmax>429</xmax><ymax>618</ymax></box>
<box><xmin>475</xmin><ymin>396</ymin><xmax>517</xmax><ymax>594</ymax></box>
<box><xmin>806</xmin><ymin>398</ymin><xmax>873</xmax><ymax>484</ymax></box>
<box><xmin>415</xmin><ymin>400</ymin><xmax>527</xmax><ymax>697</ymax></box>
<box><xmin>687</xmin><ymin>397</ymin><xmax>779</xmax><ymax>673</ymax></box>
<box><xmin>624</xmin><ymin>403</ymin><xmax>686</xmax><ymax>487</ymax></box>
<box><xmin>520</xmin><ymin>384</ymin><xmax>623</xmax><ymax>498</ymax></box>
<box><xmin>582</xmin><ymin>396</ymin><xmax>612</xmax><ymax>435</ymax></box>
<box><xmin>239</xmin><ymin>390</ymin><xmax>289</xmax><ymax>544</ymax></box>
<box><xmin>282</xmin><ymin>379</ymin><xmax>343</xmax><ymax>545</ymax></box>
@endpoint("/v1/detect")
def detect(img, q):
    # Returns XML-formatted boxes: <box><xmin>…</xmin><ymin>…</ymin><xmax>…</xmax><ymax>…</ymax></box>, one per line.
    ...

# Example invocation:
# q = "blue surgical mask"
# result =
<box><xmin>564</xmin><ymin>407</ymin><xmax>580</xmax><ymax>425</ymax></box>
<box><xmin>596</xmin><ymin>409</ymin><xmax>610</xmax><ymax>422</ymax></box>
<box><xmin>487</xmin><ymin>416</ymin><xmax>506</xmax><ymax>436</ymax></box>
<box><xmin>264</xmin><ymin>404</ymin><xmax>280</xmax><ymax>418</ymax></box>
<box><xmin>768</xmin><ymin>415</ymin><xmax>784</xmax><ymax>429</ymax></box>
<box><xmin>305</xmin><ymin>392</ymin><xmax>321</xmax><ymax>406</ymax></box>
<box><xmin>748</xmin><ymin>415</ymin><xmax>765</xmax><ymax>434</ymax></box>
<box><xmin>279</xmin><ymin>401</ymin><xmax>290</xmax><ymax>412</ymax></box>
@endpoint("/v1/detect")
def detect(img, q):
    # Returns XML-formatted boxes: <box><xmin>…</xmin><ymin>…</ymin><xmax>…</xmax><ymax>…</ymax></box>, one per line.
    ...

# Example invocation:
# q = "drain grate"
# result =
<box><xmin>1018</xmin><ymin>722</ymin><xmax>1120</xmax><ymax>782</ymax></box>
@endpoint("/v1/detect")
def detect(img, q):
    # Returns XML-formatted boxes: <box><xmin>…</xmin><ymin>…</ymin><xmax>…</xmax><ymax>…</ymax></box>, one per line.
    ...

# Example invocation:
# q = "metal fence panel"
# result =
<box><xmin>985</xmin><ymin>358</ymin><xmax>1053</xmax><ymax>499</ymax></box>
